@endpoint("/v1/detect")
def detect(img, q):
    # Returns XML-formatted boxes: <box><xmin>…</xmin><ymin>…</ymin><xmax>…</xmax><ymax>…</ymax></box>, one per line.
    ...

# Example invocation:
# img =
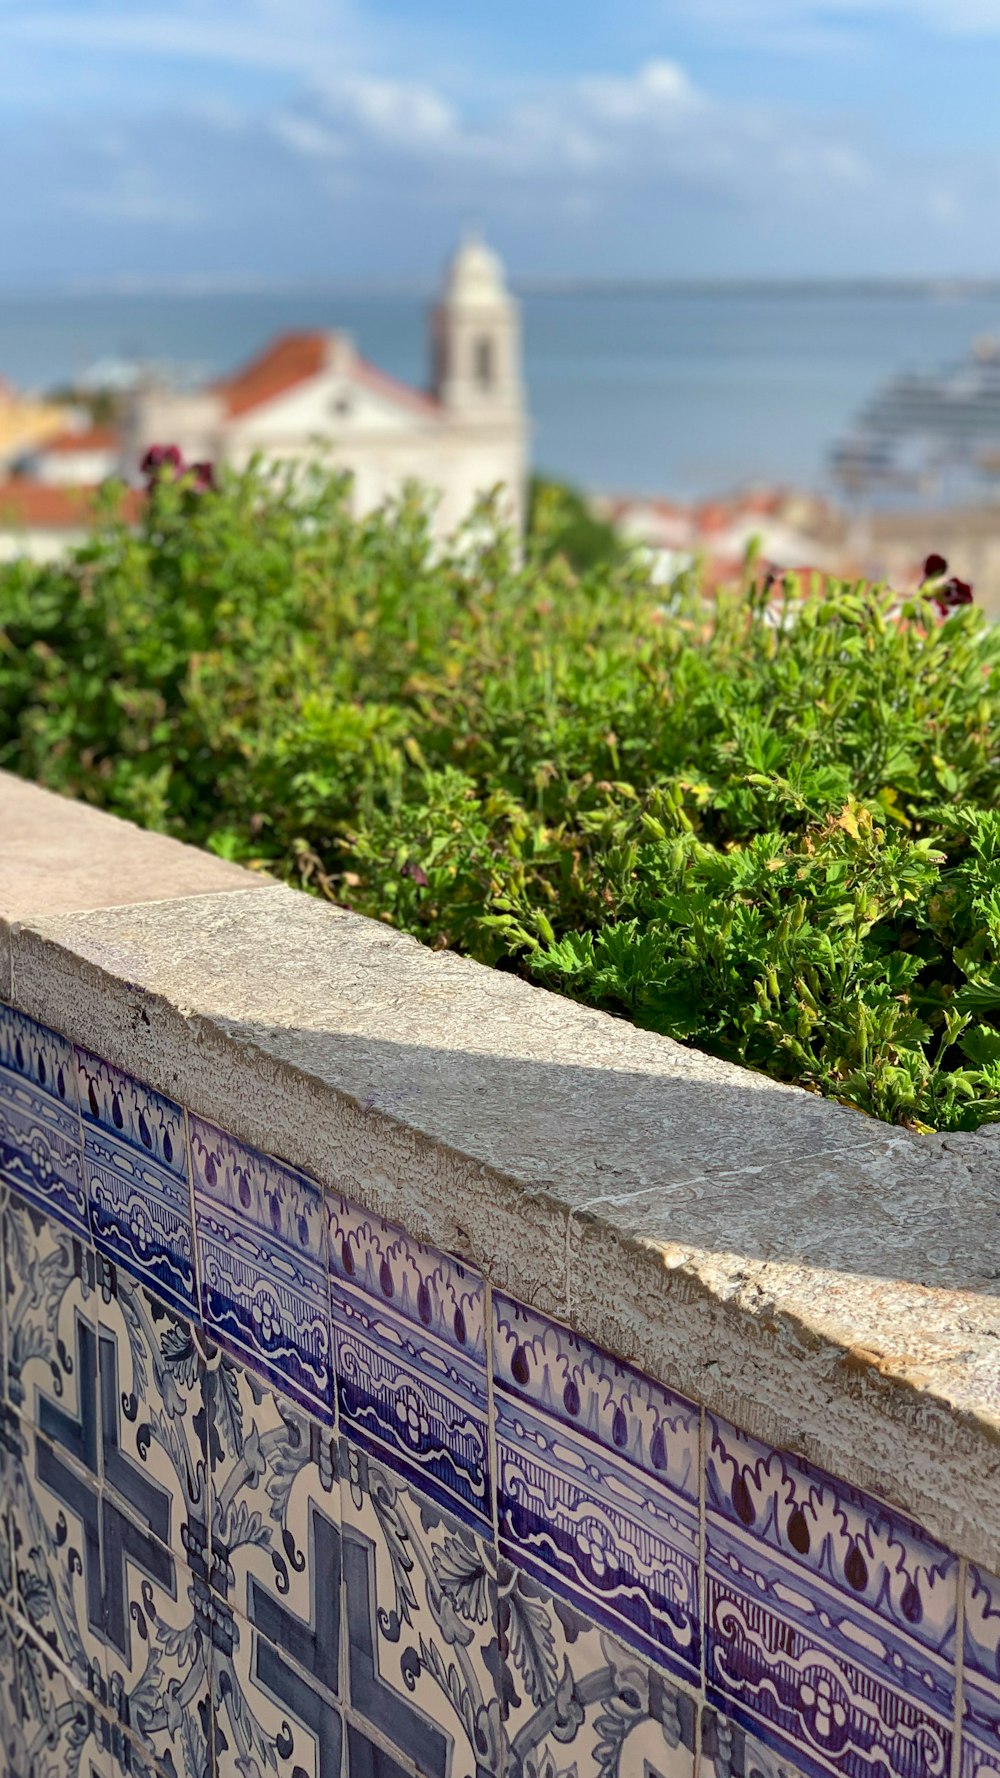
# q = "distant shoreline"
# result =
<box><xmin>0</xmin><ymin>277</ymin><xmax>999</xmax><ymax>303</ymax></box>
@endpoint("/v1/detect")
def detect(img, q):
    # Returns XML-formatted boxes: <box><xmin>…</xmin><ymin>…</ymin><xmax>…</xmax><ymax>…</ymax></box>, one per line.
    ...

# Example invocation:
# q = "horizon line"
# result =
<box><xmin>2</xmin><ymin>273</ymin><xmax>1000</xmax><ymax>302</ymax></box>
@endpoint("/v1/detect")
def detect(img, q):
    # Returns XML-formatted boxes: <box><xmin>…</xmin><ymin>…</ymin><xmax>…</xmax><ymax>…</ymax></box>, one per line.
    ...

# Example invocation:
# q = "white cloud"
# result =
<box><xmin>316</xmin><ymin>75</ymin><xmax>457</xmax><ymax>147</ymax></box>
<box><xmin>0</xmin><ymin>33</ymin><xmax>995</xmax><ymax>285</ymax></box>
<box><xmin>0</xmin><ymin>0</ymin><xmax>364</xmax><ymax>76</ymax></box>
<box><xmin>672</xmin><ymin>0</ymin><xmax>1000</xmax><ymax>38</ymax></box>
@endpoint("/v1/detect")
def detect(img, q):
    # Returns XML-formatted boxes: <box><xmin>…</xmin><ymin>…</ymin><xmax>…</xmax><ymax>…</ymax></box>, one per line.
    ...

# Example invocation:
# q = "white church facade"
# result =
<box><xmin>125</xmin><ymin>236</ymin><xmax>529</xmax><ymax>541</ymax></box>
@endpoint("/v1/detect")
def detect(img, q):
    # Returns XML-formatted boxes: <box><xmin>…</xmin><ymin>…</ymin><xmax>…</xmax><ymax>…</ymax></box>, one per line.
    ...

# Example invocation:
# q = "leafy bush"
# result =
<box><xmin>2</xmin><ymin>461</ymin><xmax>1000</xmax><ymax>1131</ymax></box>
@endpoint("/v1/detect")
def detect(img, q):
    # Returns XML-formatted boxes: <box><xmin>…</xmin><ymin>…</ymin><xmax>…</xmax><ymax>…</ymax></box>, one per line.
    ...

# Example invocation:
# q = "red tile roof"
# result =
<box><xmin>42</xmin><ymin>426</ymin><xmax>120</xmax><ymax>455</ymax></box>
<box><xmin>216</xmin><ymin>332</ymin><xmax>329</xmax><ymax>418</ymax></box>
<box><xmin>216</xmin><ymin>329</ymin><xmax>442</xmax><ymax>420</ymax></box>
<box><xmin>0</xmin><ymin>481</ymin><xmax>142</xmax><ymax>530</ymax></box>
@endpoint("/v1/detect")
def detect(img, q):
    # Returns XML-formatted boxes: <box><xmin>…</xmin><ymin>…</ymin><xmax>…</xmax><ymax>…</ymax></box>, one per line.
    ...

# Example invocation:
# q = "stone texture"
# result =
<box><xmin>0</xmin><ymin>768</ymin><xmax>266</xmax><ymax>924</ymax></box>
<box><xmin>5</xmin><ymin>782</ymin><xmax>1000</xmax><ymax>1568</ymax></box>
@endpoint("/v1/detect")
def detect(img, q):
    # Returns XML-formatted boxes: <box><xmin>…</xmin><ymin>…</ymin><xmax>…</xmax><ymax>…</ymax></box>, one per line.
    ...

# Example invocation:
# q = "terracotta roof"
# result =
<box><xmin>216</xmin><ymin>329</ymin><xmax>442</xmax><ymax>420</ymax></box>
<box><xmin>42</xmin><ymin>426</ymin><xmax>120</xmax><ymax>455</ymax></box>
<box><xmin>0</xmin><ymin>481</ymin><xmax>142</xmax><ymax>530</ymax></box>
<box><xmin>216</xmin><ymin>332</ymin><xmax>329</xmax><ymax>418</ymax></box>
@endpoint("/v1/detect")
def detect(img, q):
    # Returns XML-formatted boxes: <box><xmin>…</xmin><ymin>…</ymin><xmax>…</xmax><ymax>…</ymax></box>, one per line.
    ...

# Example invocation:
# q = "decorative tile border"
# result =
<box><xmin>190</xmin><ymin>1114</ymin><xmax>333</xmax><ymax>1423</ymax></box>
<box><xmin>493</xmin><ymin>1290</ymin><xmax>701</xmax><ymax>1683</ymax></box>
<box><xmin>328</xmin><ymin>1194</ymin><xmax>490</xmax><ymax>1528</ymax></box>
<box><xmin>0</xmin><ymin>1004</ymin><xmax>87</xmax><ymax>1235</ymax></box>
<box><xmin>705</xmin><ymin>1414</ymin><xmax>957</xmax><ymax>1778</ymax></box>
<box><xmin>0</xmin><ymin>997</ymin><xmax>994</xmax><ymax>1778</ymax></box>
<box><xmin>78</xmin><ymin>1048</ymin><xmax>197</xmax><ymax>1318</ymax></box>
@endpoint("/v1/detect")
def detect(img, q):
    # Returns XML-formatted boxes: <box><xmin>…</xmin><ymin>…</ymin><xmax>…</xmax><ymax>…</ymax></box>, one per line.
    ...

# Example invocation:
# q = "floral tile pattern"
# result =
<box><xmin>2</xmin><ymin>1021</ymin><xmax>997</xmax><ymax>1778</ymax></box>
<box><xmin>105</xmin><ymin>1541</ymin><xmax>213</xmax><ymax>1778</ymax></box>
<box><xmin>207</xmin><ymin>1355</ymin><xmax>339</xmax><ymax>1638</ymax></box>
<box><xmin>5</xmin><ymin>1610</ymin><xmax>100</xmax><ymax>1778</ymax></box>
<box><xmin>3</xmin><ymin>1607</ymin><xmax>162</xmax><ymax>1777</ymax></box>
<box><xmin>0</xmin><ymin>1004</ymin><xmax>87</xmax><ymax>1236</ymax></box>
<box><xmin>492</xmin><ymin>1293</ymin><xmax>701</xmax><ymax>1684</ymax></box>
<box><xmin>963</xmin><ymin>1563</ymin><xmax>1000</xmax><ymax>1778</ymax></box>
<box><xmin>77</xmin><ymin>1049</ymin><xmax>197</xmax><ymax>1319</ymax></box>
<box><xmin>190</xmin><ymin>1115</ymin><xmax>333</xmax><ymax>1422</ymax></box>
<box><xmin>4</xmin><ymin>1188</ymin><xmax>98</xmax><ymax>1433</ymax></box>
<box><xmin>340</xmin><ymin>1437</ymin><xmax>503</xmax><ymax>1776</ymax></box>
<box><xmin>9</xmin><ymin>1413</ymin><xmax>106</xmax><ymax>1695</ymax></box>
<box><xmin>98</xmin><ymin>1263</ymin><xmax>209</xmax><ymax>1573</ymax></box>
<box><xmin>704</xmin><ymin>1414</ymin><xmax>958</xmax><ymax>1778</ymax></box>
<box><xmin>498</xmin><ymin>1560</ymin><xmax>697</xmax><ymax>1778</ymax></box>
<box><xmin>328</xmin><ymin>1196</ymin><xmax>490</xmax><ymax>1529</ymax></box>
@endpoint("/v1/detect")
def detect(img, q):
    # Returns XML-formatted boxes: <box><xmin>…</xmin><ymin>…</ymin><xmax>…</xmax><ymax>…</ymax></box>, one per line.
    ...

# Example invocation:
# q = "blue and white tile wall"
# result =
<box><xmin>0</xmin><ymin>997</ymin><xmax>992</xmax><ymax>1778</ymax></box>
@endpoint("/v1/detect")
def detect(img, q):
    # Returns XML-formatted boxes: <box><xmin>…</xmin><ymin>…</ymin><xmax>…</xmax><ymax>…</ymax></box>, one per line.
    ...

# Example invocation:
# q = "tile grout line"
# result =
<box><xmin>952</xmin><ymin>1556</ymin><xmax>967</xmax><ymax>1778</ymax></box>
<box><xmin>5</xmin><ymin>1002</ymin><xmax>999</xmax><ymax>1778</ymax></box>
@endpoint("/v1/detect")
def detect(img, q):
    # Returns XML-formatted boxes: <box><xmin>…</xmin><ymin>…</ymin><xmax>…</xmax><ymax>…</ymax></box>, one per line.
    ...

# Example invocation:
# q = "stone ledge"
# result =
<box><xmin>4</xmin><ymin>773</ymin><xmax>1000</xmax><ymax>1567</ymax></box>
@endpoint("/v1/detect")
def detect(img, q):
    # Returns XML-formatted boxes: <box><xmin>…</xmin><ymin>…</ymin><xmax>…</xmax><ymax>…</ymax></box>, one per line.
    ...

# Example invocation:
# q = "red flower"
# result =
<box><xmin>923</xmin><ymin>552</ymin><xmax>948</xmax><ymax>581</ymax></box>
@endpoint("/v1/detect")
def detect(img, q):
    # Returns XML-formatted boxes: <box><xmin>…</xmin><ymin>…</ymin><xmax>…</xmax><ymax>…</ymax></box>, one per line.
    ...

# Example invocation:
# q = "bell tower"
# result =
<box><xmin>431</xmin><ymin>232</ymin><xmax>524</xmax><ymax>419</ymax></box>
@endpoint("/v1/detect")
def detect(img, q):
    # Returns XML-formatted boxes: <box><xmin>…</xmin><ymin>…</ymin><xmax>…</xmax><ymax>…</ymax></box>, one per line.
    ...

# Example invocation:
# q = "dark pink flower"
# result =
<box><xmin>401</xmin><ymin>861</ymin><xmax>429</xmax><ymax>887</ymax></box>
<box><xmin>141</xmin><ymin>444</ymin><xmax>184</xmax><ymax>480</ymax></box>
<box><xmin>190</xmin><ymin>460</ymin><xmax>216</xmax><ymax>493</ymax></box>
<box><xmin>923</xmin><ymin>552</ymin><xmax>948</xmax><ymax>581</ymax></box>
<box><xmin>934</xmin><ymin>576</ymin><xmax>974</xmax><ymax>614</ymax></box>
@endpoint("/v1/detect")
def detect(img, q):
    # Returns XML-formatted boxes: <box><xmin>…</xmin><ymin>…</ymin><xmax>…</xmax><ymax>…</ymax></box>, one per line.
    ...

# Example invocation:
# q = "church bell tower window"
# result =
<box><xmin>473</xmin><ymin>336</ymin><xmax>495</xmax><ymax>392</ymax></box>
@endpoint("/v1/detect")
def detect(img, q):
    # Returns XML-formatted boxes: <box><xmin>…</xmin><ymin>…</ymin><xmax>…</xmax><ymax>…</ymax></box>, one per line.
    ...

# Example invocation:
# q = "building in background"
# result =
<box><xmin>124</xmin><ymin>234</ymin><xmax>528</xmax><ymax>539</ymax></box>
<box><xmin>13</xmin><ymin>425</ymin><xmax>121</xmax><ymax>487</ymax></box>
<box><xmin>0</xmin><ymin>481</ymin><xmax>141</xmax><ymax>563</ymax></box>
<box><xmin>0</xmin><ymin>381</ymin><xmax>71</xmax><ymax>475</ymax></box>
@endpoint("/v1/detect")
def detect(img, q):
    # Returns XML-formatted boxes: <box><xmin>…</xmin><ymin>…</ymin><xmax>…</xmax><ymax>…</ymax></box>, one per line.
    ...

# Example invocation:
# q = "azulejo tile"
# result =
<box><xmin>705</xmin><ymin>1415</ymin><xmax>957</xmax><ymax>1778</ymax></box>
<box><xmin>190</xmin><ymin>1116</ymin><xmax>333</xmax><ymax>1423</ymax></box>
<box><xmin>492</xmin><ymin>1293</ymin><xmax>701</xmax><ymax>1684</ymax></box>
<box><xmin>701</xmin><ymin>1707</ymin><xmax>812</xmax><ymax>1777</ymax></box>
<box><xmin>498</xmin><ymin>1560</ymin><xmax>697</xmax><ymax>1778</ymax></box>
<box><xmin>208</xmin><ymin>1373</ymin><xmax>346</xmax><ymax>1778</ymax></box>
<box><xmin>214</xmin><ymin>1595</ymin><xmax>344</xmax><ymax>1778</ymax></box>
<box><xmin>98</xmin><ymin>1263</ymin><xmax>209</xmax><ymax>1574</ymax></box>
<box><xmin>341</xmin><ymin>1438</ymin><xmax>502</xmax><ymax>1776</ymax></box>
<box><xmin>105</xmin><ymin>1539</ymin><xmax>213</xmax><ymax>1778</ymax></box>
<box><xmin>328</xmin><ymin>1196</ymin><xmax>489</xmax><ymax>1529</ymax></box>
<box><xmin>9</xmin><ymin>1414</ymin><xmax>106</xmax><ymax>1697</ymax></box>
<box><xmin>962</xmin><ymin>1563</ymin><xmax>1000</xmax><ymax>1778</ymax></box>
<box><xmin>0</xmin><ymin>1608</ymin><xmax>20</xmax><ymax>1772</ymax></box>
<box><xmin>76</xmin><ymin>1049</ymin><xmax>197</xmax><ymax>1320</ymax></box>
<box><xmin>5</xmin><ymin>1609</ymin><xmax>105</xmax><ymax>1778</ymax></box>
<box><xmin>207</xmin><ymin>1347</ymin><xmax>340</xmax><ymax>1641</ymax></box>
<box><xmin>0</xmin><ymin>1005</ymin><xmax>87</xmax><ymax>1236</ymax></box>
<box><xmin>3</xmin><ymin>1191</ymin><xmax>98</xmax><ymax>1435</ymax></box>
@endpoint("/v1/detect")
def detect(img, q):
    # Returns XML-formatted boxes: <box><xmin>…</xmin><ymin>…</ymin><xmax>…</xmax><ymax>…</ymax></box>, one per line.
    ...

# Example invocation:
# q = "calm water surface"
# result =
<box><xmin>2</xmin><ymin>286</ymin><xmax>999</xmax><ymax>499</ymax></box>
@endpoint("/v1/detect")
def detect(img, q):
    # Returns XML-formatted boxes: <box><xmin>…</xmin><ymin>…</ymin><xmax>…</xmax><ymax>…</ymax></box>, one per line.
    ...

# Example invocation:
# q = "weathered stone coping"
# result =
<box><xmin>3</xmin><ymin>768</ymin><xmax>1000</xmax><ymax>1568</ymax></box>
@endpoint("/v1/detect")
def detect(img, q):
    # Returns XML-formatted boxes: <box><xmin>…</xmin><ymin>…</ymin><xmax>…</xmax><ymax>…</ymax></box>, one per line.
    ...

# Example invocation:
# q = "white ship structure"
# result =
<box><xmin>832</xmin><ymin>335</ymin><xmax>1000</xmax><ymax>505</ymax></box>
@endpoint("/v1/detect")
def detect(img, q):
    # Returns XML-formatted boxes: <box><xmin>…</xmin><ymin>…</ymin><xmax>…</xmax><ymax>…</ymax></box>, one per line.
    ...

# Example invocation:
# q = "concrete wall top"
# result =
<box><xmin>3</xmin><ymin>768</ymin><xmax>1000</xmax><ymax>1567</ymax></box>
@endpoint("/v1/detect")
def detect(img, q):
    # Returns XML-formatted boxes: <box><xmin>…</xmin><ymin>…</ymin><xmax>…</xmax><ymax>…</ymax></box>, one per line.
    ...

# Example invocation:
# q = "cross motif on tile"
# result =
<box><xmin>248</xmin><ymin>1503</ymin><xmax>342</xmax><ymax>1778</ymax></box>
<box><xmin>35</xmin><ymin>1315</ymin><xmax>175</xmax><ymax>1661</ymax></box>
<box><xmin>99</xmin><ymin>1328</ymin><xmax>172</xmax><ymax>1549</ymax></box>
<box><xmin>245</xmin><ymin>1508</ymin><xmax>451</xmax><ymax>1778</ymax></box>
<box><xmin>343</xmin><ymin>1528</ymin><xmax>450</xmax><ymax>1778</ymax></box>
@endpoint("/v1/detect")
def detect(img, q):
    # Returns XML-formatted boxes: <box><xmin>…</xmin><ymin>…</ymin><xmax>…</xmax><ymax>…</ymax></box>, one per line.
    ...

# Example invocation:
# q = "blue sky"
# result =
<box><xmin>2</xmin><ymin>0</ymin><xmax>999</xmax><ymax>286</ymax></box>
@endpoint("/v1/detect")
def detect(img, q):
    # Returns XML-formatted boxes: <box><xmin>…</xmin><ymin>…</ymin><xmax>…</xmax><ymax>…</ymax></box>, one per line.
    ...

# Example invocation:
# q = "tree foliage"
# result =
<box><xmin>3</xmin><ymin>462</ymin><xmax>1000</xmax><ymax>1131</ymax></box>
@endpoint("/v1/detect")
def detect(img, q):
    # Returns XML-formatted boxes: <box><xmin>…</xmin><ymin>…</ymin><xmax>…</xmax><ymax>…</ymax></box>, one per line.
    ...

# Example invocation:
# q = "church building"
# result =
<box><xmin>125</xmin><ymin>235</ymin><xmax>528</xmax><ymax>540</ymax></box>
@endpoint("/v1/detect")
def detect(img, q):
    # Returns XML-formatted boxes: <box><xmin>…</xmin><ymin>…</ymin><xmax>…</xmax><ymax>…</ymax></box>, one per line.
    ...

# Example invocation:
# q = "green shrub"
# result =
<box><xmin>3</xmin><ymin>461</ymin><xmax>1000</xmax><ymax>1131</ymax></box>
